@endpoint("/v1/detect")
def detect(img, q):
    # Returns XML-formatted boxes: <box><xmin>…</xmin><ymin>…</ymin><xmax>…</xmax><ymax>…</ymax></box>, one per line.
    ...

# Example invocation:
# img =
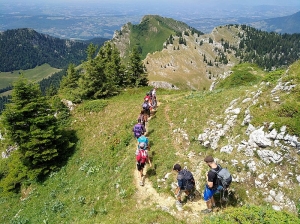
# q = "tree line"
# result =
<box><xmin>224</xmin><ymin>24</ymin><xmax>300</xmax><ymax>71</ymax></box>
<box><xmin>0</xmin><ymin>41</ymin><xmax>147</xmax><ymax>193</ymax></box>
<box><xmin>0</xmin><ymin>28</ymin><xmax>103</xmax><ymax>72</ymax></box>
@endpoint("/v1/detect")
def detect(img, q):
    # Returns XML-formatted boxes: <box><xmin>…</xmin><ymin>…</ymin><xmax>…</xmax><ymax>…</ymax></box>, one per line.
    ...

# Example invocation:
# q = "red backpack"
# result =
<box><xmin>136</xmin><ymin>150</ymin><xmax>148</xmax><ymax>163</ymax></box>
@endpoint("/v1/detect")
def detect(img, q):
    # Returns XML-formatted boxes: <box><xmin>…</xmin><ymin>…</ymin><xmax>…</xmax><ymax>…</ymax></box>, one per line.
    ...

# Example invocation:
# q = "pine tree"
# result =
<box><xmin>79</xmin><ymin>43</ymin><xmax>123</xmax><ymax>99</ymax></box>
<box><xmin>2</xmin><ymin>76</ymin><xmax>73</xmax><ymax>180</ymax></box>
<box><xmin>59</xmin><ymin>63</ymin><xmax>81</xmax><ymax>102</ymax></box>
<box><xmin>126</xmin><ymin>47</ymin><xmax>148</xmax><ymax>86</ymax></box>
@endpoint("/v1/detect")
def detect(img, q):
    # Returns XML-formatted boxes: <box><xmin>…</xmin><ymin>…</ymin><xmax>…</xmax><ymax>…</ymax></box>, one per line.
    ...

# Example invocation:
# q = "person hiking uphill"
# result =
<box><xmin>202</xmin><ymin>155</ymin><xmax>232</xmax><ymax>214</ymax></box>
<box><xmin>137</xmin><ymin>132</ymin><xmax>150</xmax><ymax>151</ymax></box>
<box><xmin>144</xmin><ymin>92</ymin><xmax>151</xmax><ymax>102</ymax></box>
<box><xmin>150</xmin><ymin>88</ymin><xmax>157</xmax><ymax>110</ymax></box>
<box><xmin>201</xmin><ymin>155</ymin><xmax>220</xmax><ymax>213</ymax></box>
<box><xmin>142</xmin><ymin>98</ymin><xmax>151</xmax><ymax>119</ymax></box>
<box><xmin>136</xmin><ymin>142</ymin><xmax>152</xmax><ymax>186</ymax></box>
<box><xmin>173</xmin><ymin>164</ymin><xmax>195</xmax><ymax>207</ymax></box>
<box><xmin>132</xmin><ymin>120</ymin><xmax>146</xmax><ymax>139</ymax></box>
<box><xmin>137</xmin><ymin>110</ymin><xmax>147</xmax><ymax>127</ymax></box>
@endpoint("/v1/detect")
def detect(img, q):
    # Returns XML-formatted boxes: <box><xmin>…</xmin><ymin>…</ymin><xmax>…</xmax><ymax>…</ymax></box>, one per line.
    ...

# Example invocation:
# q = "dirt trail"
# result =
<box><xmin>133</xmin><ymin>100</ymin><xmax>208</xmax><ymax>222</ymax></box>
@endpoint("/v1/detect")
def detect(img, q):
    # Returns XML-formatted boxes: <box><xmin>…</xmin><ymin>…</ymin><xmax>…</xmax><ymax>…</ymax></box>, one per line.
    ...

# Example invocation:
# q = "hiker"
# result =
<box><xmin>142</xmin><ymin>99</ymin><xmax>151</xmax><ymax>118</ymax></box>
<box><xmin>173</xmin><ymin>164</ymin><xmax>195</xmax><ymax>207</ymax></box>
<box><xmin>136</xmin><ymin>142</ymin><xmax>152</xmax><ymax>186</ymax></box>
<box><xmin>144</xmin><ymin>92</ymin><xmax>151</xmax><ymax>102</ymax></box>
<box><xmin>137</xmin><ymin>110</ymin><xmax>147</xmax><ymax>127</ymax></box>
<box><xmin>137</xmin><ymin>132</ymin><xmax>150</xmax><ymax>151</ymax></box>
<box><xmin>132</xmin><ymin>120</ymin><xmax>146</xmax><ymax>139</ymax></box>
<box><xmin>150</xmin><ymin>88</ymin><xmax>157</xmax><ymax>110</ymax></box>
<box><xmin>201</xmin><ymin>155</ymin><xmax>221</xmax><ymax>214</ymax></box>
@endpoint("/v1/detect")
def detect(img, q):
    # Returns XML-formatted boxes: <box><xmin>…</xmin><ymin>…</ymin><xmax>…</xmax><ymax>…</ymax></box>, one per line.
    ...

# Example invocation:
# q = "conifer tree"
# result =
<box><xmin>79</xmin><ymin>43</ymin><xmax>123</xmax><ymax>99</ymax></box>
<box><xmin>79</xmin><ymin>43</ymin><xmax>106</xmax><ymax>99</ymax></box>
<box><xmin>59</xmin><ymin>63</ymin><xmax>81</xmax><ymax>102</ymax></box>
<box><xmin>127</xmin><ymin>47</ymin><xmax>148</xmax><ymax>86</ymax></box>
<box><xmin>2</xmin><ymin>76</ymin><xmax>73</xmax><ymax>180</ymax></box>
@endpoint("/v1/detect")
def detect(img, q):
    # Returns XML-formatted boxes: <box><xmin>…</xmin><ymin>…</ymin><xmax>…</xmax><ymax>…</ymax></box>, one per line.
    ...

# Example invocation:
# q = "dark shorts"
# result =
<box><xmin>137</xmin><ymin>162</ymin><xmax>145</xmax><ymax>171</ymax></box>
<box><xmin>145</xmin><ymin>109</ymin><xmax>150</xmax><ymax>116</ymax></box>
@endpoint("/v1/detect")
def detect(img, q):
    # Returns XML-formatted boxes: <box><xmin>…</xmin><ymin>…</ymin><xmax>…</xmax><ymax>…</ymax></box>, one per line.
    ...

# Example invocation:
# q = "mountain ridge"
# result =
<box><xmin>251</xmin><ymin>10</ymin><xmax>300</xmax><ymax>34</ymax></box>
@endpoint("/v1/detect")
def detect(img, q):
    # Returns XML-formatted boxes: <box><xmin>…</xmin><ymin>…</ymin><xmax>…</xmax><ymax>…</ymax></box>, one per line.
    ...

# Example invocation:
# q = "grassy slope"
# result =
<box><xmin>0</xmin><ymin>63</ymin><xmax>61</xmax><ymax>89</ymax></box>
<box><xmin>144</xmin><ymin>25</ymin><xmax>242</xmax><ymax>91</ymax></box>
<box><xmin>1</xmin><ymin>62</ymin><xmax>299</xmax><ymax>223</ymax></box>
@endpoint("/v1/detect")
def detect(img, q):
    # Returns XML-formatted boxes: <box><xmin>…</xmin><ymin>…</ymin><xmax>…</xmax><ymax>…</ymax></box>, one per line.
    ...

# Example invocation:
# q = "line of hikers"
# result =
<box><xmin>132</xmin><ymin>88</ymin><xmax>232</xmax><ymax>214</ymax></box>
<box><xmin>133</xmin><ymin>88</ymin><xmax>157</xmax><ymax>186</ymax></box>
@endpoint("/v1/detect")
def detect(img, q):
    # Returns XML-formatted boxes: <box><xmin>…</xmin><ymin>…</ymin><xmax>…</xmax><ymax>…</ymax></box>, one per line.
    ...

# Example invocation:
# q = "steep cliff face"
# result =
<box><xmin>112</xmin><ymin>23</ymin><xmax>132</xmax><ymax>58</ymax></box>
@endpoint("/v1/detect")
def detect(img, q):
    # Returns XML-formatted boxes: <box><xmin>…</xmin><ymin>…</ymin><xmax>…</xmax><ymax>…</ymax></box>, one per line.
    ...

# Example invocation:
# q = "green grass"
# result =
<box><xmin>216</xmin><ymin>63</ymin><xmax>263</xmax><ymax>89</ymax></box>
<box><xmin>0</xmin><ymin>63</ymin><xmax>61</xmax><ymax>89</ymax></box>
<box><xmin>1</xmin><ymin>61</ymin><xmax>300</xmax><ymax>223</ymax></box>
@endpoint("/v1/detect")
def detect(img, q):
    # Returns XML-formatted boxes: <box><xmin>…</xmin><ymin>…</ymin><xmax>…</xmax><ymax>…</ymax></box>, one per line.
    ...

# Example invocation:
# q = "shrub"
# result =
<box><xmin>203</xmin><ymin>205</ymin><xmax>300</xmax><ymax>223</ymax></box>
<box><xmin>77</xmin><ymin>99</ymin><xmax>108</xmax><ymax>112</ymax></box>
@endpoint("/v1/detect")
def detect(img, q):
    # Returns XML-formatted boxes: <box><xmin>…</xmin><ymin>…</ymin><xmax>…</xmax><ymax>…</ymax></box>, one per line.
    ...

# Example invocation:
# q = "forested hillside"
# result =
<box><xmin>235</xmin><ymin>25</ymin><xmax>300</xmax><ymax>70</ymax></box>
<box><xmin>0</xmin><ymin>28</ymin><xmax>108</xmax><ymax>72</ymax></box>
<box><xmin>251</xmin><ymin>11</ymin><xmax>300</xmax><ymax>34</ymax></box>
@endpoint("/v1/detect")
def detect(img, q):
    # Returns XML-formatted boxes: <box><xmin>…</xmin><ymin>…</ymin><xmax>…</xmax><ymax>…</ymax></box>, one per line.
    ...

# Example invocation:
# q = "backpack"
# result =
<box><xmin>142</xmin><ymin>102</ymin><xmax>149</xmax><ymax>110</ymax></box>
<box><xmin>133</xmin><ymin>124</ymin><xmax>143</xmax><ymax>138</ymax></box>
<box><xmin>138</xmin><ymin>136</ymin><xmax>148</xmax><ymax>149</ymax></box>
<box><xmin>136</xmin><ymin>149</ymin><xmax>148</xmax><ymax>163</ymax></box>
<box><xmin>181</xmin><ymin>169</ymin><xmax>195</xmax><ymax>191</ymax></box>
<box><xmin>211</xmin><ymin>164</ymin><xmax>232</xmax><ymax>189</ymax></box>
<box><xmin>138</xmin><ymin>114</ymin><xmax>145</xmax><ymax>123</ymax></box>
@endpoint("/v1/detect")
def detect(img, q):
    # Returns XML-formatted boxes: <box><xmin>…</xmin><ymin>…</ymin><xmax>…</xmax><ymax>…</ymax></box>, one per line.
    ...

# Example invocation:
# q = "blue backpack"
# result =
<box><xmin>138</xmin><ymin>136</ymin><xmax>148</xmax><ymax>149</ymax></box>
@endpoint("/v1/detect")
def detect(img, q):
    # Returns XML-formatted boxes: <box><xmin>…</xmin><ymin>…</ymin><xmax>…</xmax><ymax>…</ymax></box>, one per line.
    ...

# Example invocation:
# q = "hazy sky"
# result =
<box><xmin>3</xmin><ymin>0</ymin><xmax>300</xmax><ymax>6</ymax></box>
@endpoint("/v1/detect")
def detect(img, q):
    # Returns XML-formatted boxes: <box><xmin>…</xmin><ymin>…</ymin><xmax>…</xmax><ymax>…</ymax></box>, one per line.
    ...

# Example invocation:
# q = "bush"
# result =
<box><xmin>77</xmin><ymin>99</ymin><xmax>108</xmax><ymax>112</ymax></box>
<box><xmin>217</xmin><ymin>64</ymin><xmax>261</xmax><ymax>89</ymax></box>
<box><xmin>203</xmin><ymin>205</ymin><xmax>300</xmax><ymax>223</ymax></box>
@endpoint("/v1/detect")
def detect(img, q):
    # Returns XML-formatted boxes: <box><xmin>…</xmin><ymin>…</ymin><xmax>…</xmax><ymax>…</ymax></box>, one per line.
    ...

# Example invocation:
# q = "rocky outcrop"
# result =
<box><xmin>197</xmin><ymin>75</ymin><xmax>299</xmax><ymax>213</ymax></box>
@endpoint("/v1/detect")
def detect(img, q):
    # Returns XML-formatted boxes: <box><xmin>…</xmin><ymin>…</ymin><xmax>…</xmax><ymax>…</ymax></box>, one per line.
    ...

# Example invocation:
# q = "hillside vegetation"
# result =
<box><xmin>0</xmin><ymin>60</ymin><xmax>299</xmax><ymax>223</ymax></box>
<box><xmin>0</xmin><ymin>29</ymin><xmax>109</xmax><ymax>73</ymax></box>
<box><xmin>1</xmin><ymin>15</ymin><xmax>300</xmax><ymax>223</ymax></box>
<box><xmin>0</xmin><ymin>64</ymin><xmax>61</xmax><ymax>90</ymax></box>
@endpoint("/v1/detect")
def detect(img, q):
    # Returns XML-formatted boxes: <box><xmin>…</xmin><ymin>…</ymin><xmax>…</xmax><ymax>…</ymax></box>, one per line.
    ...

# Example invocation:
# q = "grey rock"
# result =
<box><xmin>220</xmin><ymin>145</ymin><xmax>233</xmax><ymax>154</ymax></box>
<box><xmin>249</xmin><ymin>127</ymin><xmax>272</xmax><ymax>148</ymax></box>
<box><xmin>266</xmin><ymin>129</ymin><xmax>277</xmax><ymax>140</ymax></box>
<box><xmin>257</xmin><ymin>150</ymin><xmax>283</xmax><ymax>164</ymax></box>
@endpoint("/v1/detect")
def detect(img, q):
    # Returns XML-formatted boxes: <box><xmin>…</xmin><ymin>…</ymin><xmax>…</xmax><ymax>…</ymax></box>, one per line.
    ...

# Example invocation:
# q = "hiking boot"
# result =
<box><xmin>176</xmin><ymin>200</ymin><xmax>182</xmax><ymax>206</ymax></box>
<box><xmin>187</xmin><ymin>193</ymin><xmax>195</xmax><ymax>201</ymax></box>
<box><xmin>201</xmin><ymin>209</ymin><xmax>212</xmax><ymax>214</ymax></box>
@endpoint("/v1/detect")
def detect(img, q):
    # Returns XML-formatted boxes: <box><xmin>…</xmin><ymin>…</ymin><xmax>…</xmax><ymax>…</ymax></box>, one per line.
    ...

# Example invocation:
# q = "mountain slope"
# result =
<box><xmin>250</xmin><ymin>11</ymin><xmax>300</xmax><ymax>34</ymax></box>
<box><xmin>0</xmin><ymin>29</ymin><xmax>109</xmax><ymax>72</ymax></box>
<box><xmin>0</xmin><ymin>60</ymin><xmax>299</xmax><ymax>223</ymax></box>
<box><xmin>111</xmin><ymin>15</ymin><xmax>203</xmax><ymax>60</ymax></box>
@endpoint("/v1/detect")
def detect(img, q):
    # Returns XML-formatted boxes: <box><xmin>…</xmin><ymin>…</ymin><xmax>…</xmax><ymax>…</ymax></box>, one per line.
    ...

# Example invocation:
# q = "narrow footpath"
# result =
<box><xmin>133</xmin><ymin>99</ymin><xmax>208</xmax><ymax>223</ymax></box>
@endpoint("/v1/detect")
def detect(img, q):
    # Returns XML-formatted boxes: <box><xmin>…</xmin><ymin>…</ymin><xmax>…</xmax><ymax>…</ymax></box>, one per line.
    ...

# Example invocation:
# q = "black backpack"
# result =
<box><xmin>211</xmin><ymin>164</ymin><xmax>232</xmax><ymax>189</ymax></box>
<box><xmin>181</xmin><ymin>169</ymin><xmax>195</xmax><ymax>191</ymax></box>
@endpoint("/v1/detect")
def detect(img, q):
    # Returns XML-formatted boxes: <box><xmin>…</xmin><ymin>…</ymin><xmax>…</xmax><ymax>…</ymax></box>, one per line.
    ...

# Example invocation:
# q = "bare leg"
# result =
<box><xmin>139</xmin><ymin>169</ymin><xmax>143</xmax><ymax>180</ymax></box>
<box><xmin>206</xmin><ymin>198</ymin><xmax>212</xmax><ymax>209</ymax></box>
<box><xmin>211</xmin><ymin>196</ymin><xmax>216</xmax><ymax>207</ymax></box>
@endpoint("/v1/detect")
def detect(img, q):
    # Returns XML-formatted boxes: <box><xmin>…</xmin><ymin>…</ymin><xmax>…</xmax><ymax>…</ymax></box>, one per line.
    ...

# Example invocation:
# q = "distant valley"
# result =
<box><xmin>1</xmin><ymin>2</ymin><xmax>300</xmax><ymax>40</ymax></box>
